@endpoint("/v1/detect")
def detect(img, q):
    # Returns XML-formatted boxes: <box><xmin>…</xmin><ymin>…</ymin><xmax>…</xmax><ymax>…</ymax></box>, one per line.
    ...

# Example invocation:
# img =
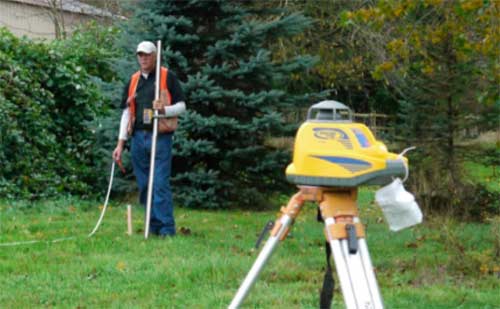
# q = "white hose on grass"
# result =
<box><xmin>88</xmin><ymin>161</ymin><xmax>116</xmax><ymax>237</ymax></box>
<box><xmin>0</xmin><ymin>161</ymin><xmax>117</xmax><ymax>247</ymax></box>
<box><xmin>0</xmin><ymin>236</ymin><xmax>77</xmax><ymax>247</ymax></box>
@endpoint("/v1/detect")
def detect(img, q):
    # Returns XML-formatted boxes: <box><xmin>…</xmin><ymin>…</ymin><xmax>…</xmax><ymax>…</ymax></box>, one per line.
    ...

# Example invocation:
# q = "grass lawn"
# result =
<box><xmin>0</xmin><ymin>189</ymin><xmax>499</xmax><ymax>308</ymax></box>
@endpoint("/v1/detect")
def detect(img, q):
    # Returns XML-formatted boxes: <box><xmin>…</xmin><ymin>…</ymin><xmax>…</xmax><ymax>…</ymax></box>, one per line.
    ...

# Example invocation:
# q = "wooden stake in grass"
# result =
<box><xmin>127</xmin><ymin>205</ymin><xmax>132</xmax><ymax>236</ymax></box>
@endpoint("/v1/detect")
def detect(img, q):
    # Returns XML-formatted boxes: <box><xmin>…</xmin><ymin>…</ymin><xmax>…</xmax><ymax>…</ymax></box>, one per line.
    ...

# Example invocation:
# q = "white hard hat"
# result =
<box><xmin>136</xmin><ymin>41</ymin><xmax>157</xmax><ymax>54</ymax></box>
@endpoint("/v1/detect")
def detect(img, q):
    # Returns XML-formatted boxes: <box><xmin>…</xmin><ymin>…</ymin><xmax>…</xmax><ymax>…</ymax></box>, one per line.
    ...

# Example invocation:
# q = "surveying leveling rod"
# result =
<box><xmin>144</xmin><ymin>40</ymin><xmax>162</xmax><ymax>239</ymax></box>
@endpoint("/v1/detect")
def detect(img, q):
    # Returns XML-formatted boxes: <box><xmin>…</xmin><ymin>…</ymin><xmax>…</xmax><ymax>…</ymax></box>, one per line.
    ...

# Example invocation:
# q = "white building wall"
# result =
<box><xmin>0</xmin><ymin>0</ymin><xmax>99</xmax><ymax>40</ymax></box>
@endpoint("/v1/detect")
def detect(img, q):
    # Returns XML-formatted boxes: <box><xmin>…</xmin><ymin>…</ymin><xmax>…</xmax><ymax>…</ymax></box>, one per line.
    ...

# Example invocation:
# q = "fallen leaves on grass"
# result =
<box><xmin>116</xmin><ymin>261</ymin><xmax>127</xmax><ymax>272</ymax></box>
<box><xmin>179</xmin><ymin>226</ymin><xmax>191</xmax><ymax>235</ymax></box>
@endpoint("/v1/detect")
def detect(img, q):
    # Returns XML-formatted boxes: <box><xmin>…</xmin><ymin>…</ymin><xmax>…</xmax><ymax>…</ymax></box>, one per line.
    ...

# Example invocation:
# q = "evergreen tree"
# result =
<box><xmin>118</xmin><ymin>0</ymin><xmax>324</xmax><ymax>208</ymax></box>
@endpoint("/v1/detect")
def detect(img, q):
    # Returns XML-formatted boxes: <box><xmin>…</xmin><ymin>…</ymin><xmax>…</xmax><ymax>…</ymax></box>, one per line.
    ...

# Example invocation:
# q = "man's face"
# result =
<box><xmin>137</xmin><ymin>52</ymin><xmax>156</xmax><ymax>73</ymax></box>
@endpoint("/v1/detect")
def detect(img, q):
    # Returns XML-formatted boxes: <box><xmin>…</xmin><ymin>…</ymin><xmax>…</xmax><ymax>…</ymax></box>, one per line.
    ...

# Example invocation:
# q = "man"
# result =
<box><xmin>113</xmin><ymin>41</ymin><xmax>186</xmax><ymax>237</ymax></box>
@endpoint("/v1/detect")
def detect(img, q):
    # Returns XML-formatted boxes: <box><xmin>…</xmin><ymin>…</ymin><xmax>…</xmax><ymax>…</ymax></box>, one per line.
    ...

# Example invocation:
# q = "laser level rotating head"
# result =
<box><xmin>307</xmin><ymin>100</ymin><xmax>353</xmax><ymax>122</ymax></box>
<box><xmin>286</xmin><ymin>100</ymin><xmax>407</xmax><ymax>187</ymax></box>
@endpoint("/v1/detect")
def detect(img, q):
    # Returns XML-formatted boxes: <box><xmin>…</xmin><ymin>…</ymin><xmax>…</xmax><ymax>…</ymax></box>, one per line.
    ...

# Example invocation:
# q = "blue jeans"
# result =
<box><xmin>131</xmin><ymin>130</ymin><xmax>175</xmax><ymax>236</ymax></box>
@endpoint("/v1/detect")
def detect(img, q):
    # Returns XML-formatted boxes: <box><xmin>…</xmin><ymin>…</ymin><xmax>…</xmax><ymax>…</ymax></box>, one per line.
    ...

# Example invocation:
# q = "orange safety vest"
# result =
<box><xmin>127</xmin><ymin>66</ymin><xmax>177</xmax><ymax>134</ymax></box>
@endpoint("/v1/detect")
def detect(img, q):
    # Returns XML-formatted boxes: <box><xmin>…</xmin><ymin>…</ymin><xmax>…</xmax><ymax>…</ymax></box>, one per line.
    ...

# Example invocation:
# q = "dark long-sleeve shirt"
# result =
<box><xmin>121</xmin><ymin>68</ymin><xmax>185</xmax><ymax>131</ymax></box>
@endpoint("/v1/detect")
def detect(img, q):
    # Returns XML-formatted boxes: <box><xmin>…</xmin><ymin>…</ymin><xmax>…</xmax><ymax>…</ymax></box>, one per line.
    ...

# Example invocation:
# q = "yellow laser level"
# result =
<box><xmin>230</xmin><ymin>101</ymin><xmax>409</xmax><ymax>309</ymax></box>
<box><xmin>286</xmin><ymin>100</ymin><xmax>406</xmax><ymax>187</ymax></box>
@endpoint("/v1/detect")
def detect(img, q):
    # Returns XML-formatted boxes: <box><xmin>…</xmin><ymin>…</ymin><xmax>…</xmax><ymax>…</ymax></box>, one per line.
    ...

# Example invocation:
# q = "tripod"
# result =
<box><xmin>229</xmin><ymin>186</ymin><xmax>384</xmax><ymax>309</ymax></box>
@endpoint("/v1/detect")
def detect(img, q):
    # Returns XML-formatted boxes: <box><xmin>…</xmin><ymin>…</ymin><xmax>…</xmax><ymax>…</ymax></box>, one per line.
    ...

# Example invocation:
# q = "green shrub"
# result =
<box><xmin>0</xmin><ymin>28</ymin><xmax>115</xmax><ymax>199</ymax></box>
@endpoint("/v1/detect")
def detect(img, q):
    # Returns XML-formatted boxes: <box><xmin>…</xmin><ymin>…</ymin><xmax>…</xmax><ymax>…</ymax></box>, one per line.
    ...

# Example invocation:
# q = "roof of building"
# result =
<box><xmin>5</xmin><ymin>0</ymin><xmax>116</xmax><ymax>18</ymax></box>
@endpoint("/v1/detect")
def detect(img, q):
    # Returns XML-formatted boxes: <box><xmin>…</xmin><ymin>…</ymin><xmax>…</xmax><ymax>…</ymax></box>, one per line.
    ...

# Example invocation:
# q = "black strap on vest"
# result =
<box><xmin>318</xmin><ymin>208</ymin><xmax>334</xmax><ymax>308</ymax></box>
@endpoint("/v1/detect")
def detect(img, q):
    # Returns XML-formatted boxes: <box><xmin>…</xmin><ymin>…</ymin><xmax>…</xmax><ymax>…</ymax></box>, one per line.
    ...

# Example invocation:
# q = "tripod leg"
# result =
<box><xmin>325</xmin><ymin>218</ymin><xmax>358</xmax><ymax>308</ymax></box>
<box><xmin>355</xmin><ymin>218</ymin><xmax>383</xmax><ymax>307</ymax></box>
<box><xmin>321</xmin><ymin>191</ymin><xmax>384</xmax><ymax>309</ymax></box>
<box><xmin>229</xmin><ymin>193</ymin><xmax>305</xmax><ymax>309</ymax></box>
<box><xmin>325</xmin><ymin>217</ymin><xmax>384</xmax><ymax>309</ymax></box>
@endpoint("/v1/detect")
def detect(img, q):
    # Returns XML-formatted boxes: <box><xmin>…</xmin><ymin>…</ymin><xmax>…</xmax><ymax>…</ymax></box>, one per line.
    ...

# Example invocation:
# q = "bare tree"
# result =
<box><xmin>44</xmin><ymin>0</ymin><xmax>66</xmax><ymax>39</ymax></box>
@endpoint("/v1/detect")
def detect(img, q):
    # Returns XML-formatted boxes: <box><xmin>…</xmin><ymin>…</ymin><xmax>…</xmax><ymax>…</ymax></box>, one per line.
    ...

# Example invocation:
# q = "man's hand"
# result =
<box><xmin>153</xmin><ymin>90</ymin><xmax>170</xmax><ymax>112</ymax></box>
<box><xmin>113</xmin><ymin>140</ymin><xmax>125</xmax><ymax>162</ymax></box>
<box><xmin>153</xmin><ymin>99</ymin><xmax>165</xmax><ymax>111</ymax></box>
<box><xmin>112</xmin><ymin>141</ymin><xmax>127</xmax><ymax>174</ymax></box>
